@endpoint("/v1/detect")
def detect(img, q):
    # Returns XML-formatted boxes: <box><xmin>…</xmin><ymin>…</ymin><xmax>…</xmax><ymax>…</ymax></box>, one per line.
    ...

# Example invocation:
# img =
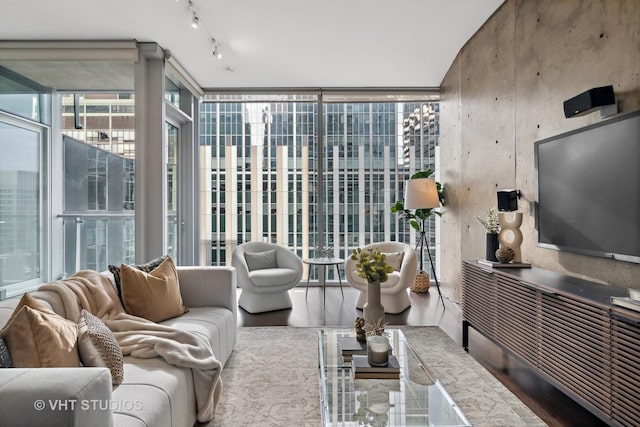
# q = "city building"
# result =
<box><xmin>50</xmin><ymin>93</ymin><xmax>441</xmax><ymax>279</ymax></box>
<box><xmin>201</xmin><ymin>99</ymin><xmax>440</xmax><ymax>280</ymax></box>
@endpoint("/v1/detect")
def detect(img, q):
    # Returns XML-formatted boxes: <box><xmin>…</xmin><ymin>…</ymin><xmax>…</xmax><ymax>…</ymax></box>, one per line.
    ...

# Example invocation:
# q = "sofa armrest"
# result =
<box><xmin>0</xmin><ymin>367</ymin><xmax>113</xmax><ymax>427</ymax></box>
<box><xmin>177</xmin><ymin>266</ymin><xmax>237</xmax><ymax>319</ymax></box>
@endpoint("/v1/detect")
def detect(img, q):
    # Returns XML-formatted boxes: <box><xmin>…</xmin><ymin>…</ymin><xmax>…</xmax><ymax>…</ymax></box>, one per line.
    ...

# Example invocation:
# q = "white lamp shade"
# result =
<box><xmin>404</xmin><ymin>178</ymin><xmax>440</xmax><ymax>209</ymax></box>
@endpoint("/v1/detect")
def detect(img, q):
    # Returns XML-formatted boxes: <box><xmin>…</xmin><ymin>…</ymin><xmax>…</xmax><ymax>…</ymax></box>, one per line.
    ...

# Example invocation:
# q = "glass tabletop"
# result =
<box><xmin>304</xmin><ymin>257</ymin><xmax>345</xmax><ymax>265</ymax></box>
<box><xmin>318</xmin><ymin>328</ymin><xmax>470</xmax><ymax>427</ymax></box>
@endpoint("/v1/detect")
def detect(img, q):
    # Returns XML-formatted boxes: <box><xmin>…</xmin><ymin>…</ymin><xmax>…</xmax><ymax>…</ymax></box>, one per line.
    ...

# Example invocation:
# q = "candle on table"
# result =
<box><xmin>367</xmin><ymin>335</ymin><xmax>389</xmax><ymax>366</ymax></box>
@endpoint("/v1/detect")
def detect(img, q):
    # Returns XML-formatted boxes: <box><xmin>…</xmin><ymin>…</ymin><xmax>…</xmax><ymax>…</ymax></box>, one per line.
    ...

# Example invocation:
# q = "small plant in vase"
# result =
<box><xmin>351</xmin><ymin>248</ymin><xmax>394</xmax><ymax>284</ymax></box>
<box><xmin>351</xmin><ymin>248</ymin><xmax>394</xmax><ymax>326</ymax></box>
<box><xmin>476</xmin><ymin>207</ymin><xmax>499</xmax><ymax>234</ymax></box>
<box><xmin>476</xmin><ymin>208</ymin><xmax>500</xmax><ymax>262</ymax></box>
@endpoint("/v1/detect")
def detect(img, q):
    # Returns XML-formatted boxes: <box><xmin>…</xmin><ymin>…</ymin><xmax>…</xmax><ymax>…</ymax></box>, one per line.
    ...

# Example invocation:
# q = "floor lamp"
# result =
<box><xmin>404</xmin><ymin>178</ymin><xmax>445</xmax><ymax>308</ymax></box>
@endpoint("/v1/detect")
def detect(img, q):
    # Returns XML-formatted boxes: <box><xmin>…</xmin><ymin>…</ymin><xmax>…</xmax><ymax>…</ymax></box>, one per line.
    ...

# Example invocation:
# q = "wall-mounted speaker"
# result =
<box><xmin>497</xmin><ymin>189</ymin><xmax>520</xmax><ymax>212</ymax></box>
<box><xmin>563</xmin><ymin>85</ymin><xmax>615</xmax><ymax>118</ymax></box>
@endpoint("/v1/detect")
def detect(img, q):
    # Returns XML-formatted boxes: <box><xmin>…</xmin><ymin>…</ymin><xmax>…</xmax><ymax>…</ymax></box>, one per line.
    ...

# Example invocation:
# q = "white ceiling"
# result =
<box><xmin>0</xmin><ymin>0</ymin><xmax>504</xmax><ymax>91</ymax></box>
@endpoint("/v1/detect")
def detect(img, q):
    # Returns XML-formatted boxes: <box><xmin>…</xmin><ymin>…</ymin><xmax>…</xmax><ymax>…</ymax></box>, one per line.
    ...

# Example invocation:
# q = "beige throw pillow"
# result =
<box><xmin>120</xmin><ymin>256</ymin><xmax>188</xmax><ymax>322</ymax></box>
<box><xmin>1</xmin><ymin>292</ymin><xmax>53</xmax><ymax>328</ymax></box>
<box><xmin>383</xmin><ymin>252</ymin><xmax>405</xmax><ymax>271</ymax></box>
<box><xmin>78</xmin><ymin>309</ymin><xmax>124</xmax><ymax>385</ymax></box>
<box><xmin>108</xmin><ymin>255</ymin><xmax>169</xmax><ymax>303</ymax></box>
<box><xmin>0</xmin><ymin>293</ymin><xmax>80</xmax><ymax>368</ymax></box>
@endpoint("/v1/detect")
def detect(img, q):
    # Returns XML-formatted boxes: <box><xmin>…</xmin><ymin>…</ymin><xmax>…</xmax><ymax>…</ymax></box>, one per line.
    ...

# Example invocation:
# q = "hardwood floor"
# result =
<box><xmin>237</xmin><ymin>283</ymin><xmax>451</xmax><ymax>328</ymax></box>
<box><xmin>237</xmin><ymin>284</ymin><xmax>607</xmax><ymax>427</ymax></box>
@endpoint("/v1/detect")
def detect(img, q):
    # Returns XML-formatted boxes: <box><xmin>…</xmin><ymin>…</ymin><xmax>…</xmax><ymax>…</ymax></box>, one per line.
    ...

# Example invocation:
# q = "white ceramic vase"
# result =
<box><xmin>363</xmin><ymin>281</ymin><xmax>385</xmax><ymax>327</ymax></box>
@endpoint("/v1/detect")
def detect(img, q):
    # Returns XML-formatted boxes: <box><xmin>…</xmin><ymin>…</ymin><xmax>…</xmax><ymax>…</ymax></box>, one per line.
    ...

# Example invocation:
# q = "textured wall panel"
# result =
<box><xmin>440</xmin><ymin>0</ymin><xmax>640</xmax><ymax>301</ymax></box>
<box><xmin>439</xmin><ymin>52</ymin><xmax>463</xmax><ymax>300</ymax></box>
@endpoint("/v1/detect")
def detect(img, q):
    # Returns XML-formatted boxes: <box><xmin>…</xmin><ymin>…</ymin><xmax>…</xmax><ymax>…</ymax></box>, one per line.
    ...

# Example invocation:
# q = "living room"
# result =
<box><xmin>1</xmin><ymin>0</ymin><xmax>639</xmax><ymax>426</ymax></box>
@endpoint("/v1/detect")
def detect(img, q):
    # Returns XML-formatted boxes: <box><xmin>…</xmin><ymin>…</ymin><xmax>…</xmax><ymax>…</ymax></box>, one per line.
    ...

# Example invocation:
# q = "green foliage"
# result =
<box><xmin>351</xmin><ymin>248</ymin><xmax>394</xmax><ymax>284</ymax></box>
<box><xmin>390</xmin><ymin>169</ymin><xmax>445</xmax><ymax>232</ymax></box>
<box><xmin>475</xmin><ymin>208</ymin><xmax>500</xmax><ymax>234</ymax></box>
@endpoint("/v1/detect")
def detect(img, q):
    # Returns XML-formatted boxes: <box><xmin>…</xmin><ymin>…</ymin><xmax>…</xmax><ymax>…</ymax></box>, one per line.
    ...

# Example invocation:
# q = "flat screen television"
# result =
<box><xmin>534</xmin><ymin>109</ymin><xmax>640</xmax><ymax>264</ymax></box>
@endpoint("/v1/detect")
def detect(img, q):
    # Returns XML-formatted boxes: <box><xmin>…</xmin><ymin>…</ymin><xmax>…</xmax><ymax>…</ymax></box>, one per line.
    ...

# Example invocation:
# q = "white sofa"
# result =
<box><xmin>0</xmin><ymin>266</ymin><xmax>237</xmax><ymax>427</ymax></box>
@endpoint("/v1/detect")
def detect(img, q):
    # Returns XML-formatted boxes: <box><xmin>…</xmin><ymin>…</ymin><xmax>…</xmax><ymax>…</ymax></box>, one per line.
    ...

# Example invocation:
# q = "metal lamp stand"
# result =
<box><xmin>416</xmin><ymin>229</ymin><xmax>445</xmax><ymax>309</ymax></box>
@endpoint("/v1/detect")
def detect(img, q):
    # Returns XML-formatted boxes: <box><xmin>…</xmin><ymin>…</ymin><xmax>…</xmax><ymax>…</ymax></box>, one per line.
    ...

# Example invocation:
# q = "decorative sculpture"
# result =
<box><xmin>354</xmin><ymin>317</ymin><xmax>366</xmax><ymax>343</ymax></box>
<box><xmin>495</xmin><ymin>246</ymin><xmax>515</xmax><ymax>263</ymax></box>
<box><xmin>314</xmin><ymin>245</ymin><xmax>333</xmax><ymax>259</ymax></box>
<box><xmin>498</xmin><ymin>212</ymin><xmax>523</xmax><ymax>263</ymax></box>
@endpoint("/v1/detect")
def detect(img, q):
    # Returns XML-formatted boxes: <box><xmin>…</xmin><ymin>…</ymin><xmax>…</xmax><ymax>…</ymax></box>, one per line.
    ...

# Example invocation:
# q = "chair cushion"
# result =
<box><xmin>160</xmin><ymin>307</ymin><xmax>236</xmax><ymax>366</ymax></box>
<box><xmin>114</xmin><ymin>357</ymin><xmax>195</xmax><ymax>427</ymax></box>
<box><xmin>249</xmin><ymin>268</ymin><xmax>299</xmax><ymax>287</ymax></box>
<box><xmin>120</xmin><ymin>257</ymin><xmax>188</xmax><ymax>322</ymax></box>
<box><xmin>244</xmin><ymin>249</ymin><xmax>277</xmax><ymax>271</ymax></box>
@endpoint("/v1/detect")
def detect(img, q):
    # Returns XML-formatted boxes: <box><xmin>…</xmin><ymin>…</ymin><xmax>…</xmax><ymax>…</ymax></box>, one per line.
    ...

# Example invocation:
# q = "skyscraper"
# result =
<box><xmin>200</xmin><ymin>99</ymin><xmax>439</xmax><ymax>280</ymax></box>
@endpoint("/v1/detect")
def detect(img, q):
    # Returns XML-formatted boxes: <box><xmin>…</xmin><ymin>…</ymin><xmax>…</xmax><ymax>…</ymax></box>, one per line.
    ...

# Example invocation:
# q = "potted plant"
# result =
<box><xmin>390</xmin><ymin>169</ymin><xmax>445</xmax><ymax>292</ymax></box>
<box><xmin>475</xmin><ymin>207</ymin><xmax>500</xmax><ymax>262</ymax></box>
<box><xmin>351</xmin><ymin>248</ymin><xmax>394</xmax><ymax>326</ymax></box>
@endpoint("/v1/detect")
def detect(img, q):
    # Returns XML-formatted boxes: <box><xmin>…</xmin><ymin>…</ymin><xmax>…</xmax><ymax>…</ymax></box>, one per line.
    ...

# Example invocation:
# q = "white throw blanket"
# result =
<box><xmin>39</xmin><ymin>270</ymin><xmax>222</xmax><ymax>423</ymax></box>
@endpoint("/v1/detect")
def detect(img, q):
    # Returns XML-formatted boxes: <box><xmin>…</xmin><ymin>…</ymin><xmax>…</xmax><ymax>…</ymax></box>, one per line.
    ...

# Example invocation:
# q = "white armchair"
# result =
<box><xmin>345</xmin><ymin>242</ymin><xmax>417</xmax><ymax>314</ymax></box>
<box><xmin>232</xmin><ymin>242</ymin><xmax>303</xmax><ymax>313</ymax></box>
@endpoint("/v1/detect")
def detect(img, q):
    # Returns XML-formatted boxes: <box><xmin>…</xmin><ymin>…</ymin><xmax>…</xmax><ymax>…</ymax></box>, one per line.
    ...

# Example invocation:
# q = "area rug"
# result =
<box><xmin>206</xmin><ymin>326</ymin><xmax>545</xmax><ymax>427</ymax></box>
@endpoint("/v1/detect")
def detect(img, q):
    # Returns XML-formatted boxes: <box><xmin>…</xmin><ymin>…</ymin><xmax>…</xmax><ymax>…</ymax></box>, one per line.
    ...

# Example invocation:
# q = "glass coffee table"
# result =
<box><xmin>318</xmin><ymin>328</ymin><xmax>470</xmax><ymax>426</ymax></box>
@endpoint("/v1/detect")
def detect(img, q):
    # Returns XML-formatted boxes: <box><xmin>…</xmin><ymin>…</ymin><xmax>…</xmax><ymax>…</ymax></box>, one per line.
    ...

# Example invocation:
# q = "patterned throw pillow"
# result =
<box><xmin>0</xmin><ymin>337</ymin><xmax>12</xmax><ymax>368</ymax></box>
<box><xmin>108</xmin><ymin>255</ymin><xmax>169</xmax><ymax>302</ymax></box>
<box><xmin>77</xmin><ymin>309</ymin><xmax>124</xmax><ymax>386</ymax></box>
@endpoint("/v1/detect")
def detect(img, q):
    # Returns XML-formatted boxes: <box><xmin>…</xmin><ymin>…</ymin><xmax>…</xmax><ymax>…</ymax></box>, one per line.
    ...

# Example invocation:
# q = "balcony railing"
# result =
<box><xmin>59</xmin><ymin>213</ymin><xmax>135</xmax><ymax>275</ymax></box>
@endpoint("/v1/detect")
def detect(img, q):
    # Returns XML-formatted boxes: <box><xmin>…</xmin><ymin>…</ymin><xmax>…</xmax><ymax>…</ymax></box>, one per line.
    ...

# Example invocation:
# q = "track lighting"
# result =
<box><xmin>212</xmin><ymin>39</ymin><xmax>222</xmax><ymax>59</ymax></box>
<box><xmin>180</xmin><ymin>0</ymin><xmax>230</xmax><ymax>65</ymax></box>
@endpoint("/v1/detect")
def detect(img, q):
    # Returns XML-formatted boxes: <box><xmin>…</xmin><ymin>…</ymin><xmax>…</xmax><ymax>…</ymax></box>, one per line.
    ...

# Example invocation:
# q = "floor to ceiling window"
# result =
<box><xmin>0</xmin><ymin>67</ymin><xmax>50</xmax><ymax>295</ymax></box>
<box><xmin>61</xmin><ymin>93</ymin><xmax>136</xmax><ymax>274</ymax></box>
<box><xmin>1</xmin><ymin>62</ymin><xmax>439</xmax><ymax>293</ymax></box>
<box><xmin>200</xmin><ymin>93</ymin><xmax>440</xmax><ymax>281</ymax></box>
<box><xmin>0</xmin><ymin>42</ymin><xmax>200</xmax><ymax>297</ymax></box>
<box><xmin>59</xmin><ymin>77</ymin><xmax>197</xmax><ymax>272</ymax></box>
<box><xmin>0</xmin><ymin>118</ymin><xmax>43</xmax><ymax>290</ymax></box>
<box><xmin>166</xmin><ymin>122</ymin><xmax>178</xmax><ymax>261</ymax></box>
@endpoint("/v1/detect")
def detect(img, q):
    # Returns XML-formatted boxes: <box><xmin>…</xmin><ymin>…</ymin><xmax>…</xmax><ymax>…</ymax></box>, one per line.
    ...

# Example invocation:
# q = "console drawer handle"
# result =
<box><xmin>539</xmin><ymin>288</ymin><xmax>557</xmax><ymax>297</ymax></box>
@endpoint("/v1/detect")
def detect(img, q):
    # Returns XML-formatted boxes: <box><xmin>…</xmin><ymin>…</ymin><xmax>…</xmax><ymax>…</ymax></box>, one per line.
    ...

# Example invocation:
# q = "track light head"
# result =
<box><xmin>191</xmin><ymin>12</ymin><xmax>199</xmax><ymax>29</ymax></box>
<box><xmin>212</xmin><ymin>39</ymin><xmax>222</xmax><ymax>59</ymax></box>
